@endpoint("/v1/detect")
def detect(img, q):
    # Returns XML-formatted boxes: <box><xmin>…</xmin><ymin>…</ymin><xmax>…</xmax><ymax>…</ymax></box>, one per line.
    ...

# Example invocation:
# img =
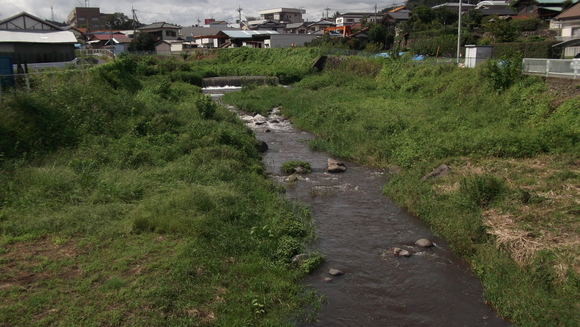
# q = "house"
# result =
<box><xmin>258</xmin><ymin>8</ymin><xmax>305</xmax><ymax>23</ymax></box>
<box><xmin>250</xmin><ymin>21</ymin><xmax>286</xmax><ymax>33</ymax></box>
<box><xmin>86</xmin><ymin>32</ymin><xmax>128</xmax><ymax>49</ymax></box>
<box><xmin>551</xmin><ymin>2</ymin><xmax>580</xmax><ymax>57</ymax></box>
<box><xmin>335</xmin><ymin>12</ymin><xmax>381</xmax><ymax>27</ymax></box>
<box><xmin>308</xmin><ymin>20</ymin><xmax>336</xmax><ymax>33</ymax></box>
<box><xmin>180</xmin><ymin>26</ymin><xmax>237</xmax><ymax>42</ymax></box>
<box><xmin>104</xmin><ymin>35</ymin><xmax>132</xmax><ymax>55</ymax></box>
<box><xmin>268</xmin><ymin>34</ymin><xmax>318</xmax><ymax>47</ymax></box>
<box><xmin>155</xmin><ymin>40</ymin><xmax>183</xmax><ymax>55</ymax></box>
<box><xmin>216</xmin><ymin>30</ymin><xmax>279</xmax><ymax>48</ymax></box>
<box><xmin>0</xmin><ymin>12</ymin><xmax>77</xmax><ymax>64</ymax></box>
<box><xmin>137</xmin><ymin>22</ymin><xmax>181</xmax><ymax>42</ymax></box>
<box><xmin>512</xmin><ymin>0</ymin><xmax>579</xmax><ymax>19</ymax></box>
<box><xmin>284</xmin><ymin>22</ymin><xmax>308</xmax><ymax>34</ymax></box>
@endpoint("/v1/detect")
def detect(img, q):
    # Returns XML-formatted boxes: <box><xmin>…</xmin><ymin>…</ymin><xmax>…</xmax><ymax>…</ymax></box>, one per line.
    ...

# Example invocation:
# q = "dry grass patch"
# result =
<box><xmin>442</xmin><ymin>155</ymin><xmax>580</xmax><ymax>278</ymax></box>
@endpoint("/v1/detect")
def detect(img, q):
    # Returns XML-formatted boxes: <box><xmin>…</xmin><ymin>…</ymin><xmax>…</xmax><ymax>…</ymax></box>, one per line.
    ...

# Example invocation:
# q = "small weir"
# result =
<box><xmin>210</xmin><ymin>90</ymin><xmax>511</xmax><ymax>326</ymax></box>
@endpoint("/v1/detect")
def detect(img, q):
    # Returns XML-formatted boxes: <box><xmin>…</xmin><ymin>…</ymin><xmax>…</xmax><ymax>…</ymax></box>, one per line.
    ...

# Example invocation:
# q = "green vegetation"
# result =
<box><xmin>281</xmin><ymin>161</ymin><xmax>312</xmax><ymax>174</ymax></box>
<box><xmin>223</xmin><ymin>52</ymin><xmax>580</xmax><ymax>326</ymax></box>
<box><xmin>0</xmin><ymin>53</ymin><xmax>322</xmax><ymax>326</ymax></box>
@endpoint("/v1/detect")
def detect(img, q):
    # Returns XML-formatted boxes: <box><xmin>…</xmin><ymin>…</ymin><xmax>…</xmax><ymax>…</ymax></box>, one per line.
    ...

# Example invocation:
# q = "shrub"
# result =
<box><xmin>281</xmin><ymin>161</ymin><xmax>312</xmax><ymax>174</ymax></box>
<box><xmin>460</xmin><ymin>174</ymin><xmax>506</xmax><ymax>208</ymax></box>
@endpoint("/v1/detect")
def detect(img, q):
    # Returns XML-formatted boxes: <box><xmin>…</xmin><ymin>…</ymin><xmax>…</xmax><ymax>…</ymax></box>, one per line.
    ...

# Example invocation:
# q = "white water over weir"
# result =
<box><xmin>208</xmin><ymin>90</ymin><xmax>512</xmax><ymax>326</ymax></box>
<box><xmin>201</xmin><ymin>76</ymin><xmax>279</xmax><ymax>88</ymax></box>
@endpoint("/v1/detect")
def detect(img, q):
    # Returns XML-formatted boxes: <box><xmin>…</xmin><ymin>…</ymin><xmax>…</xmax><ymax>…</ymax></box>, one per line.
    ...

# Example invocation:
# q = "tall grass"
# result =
<box><xmin>0</xmin><ymin>56</ymin><xmax>321</xmax><ymax>326</ymax></box>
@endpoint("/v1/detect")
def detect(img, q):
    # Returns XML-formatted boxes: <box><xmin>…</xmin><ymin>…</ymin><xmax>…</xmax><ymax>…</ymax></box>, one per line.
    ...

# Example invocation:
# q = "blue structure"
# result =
<box><xmin>0</xmin><ymin>55</ymin><xmax>14</xmax><ymax>89</ymax></box>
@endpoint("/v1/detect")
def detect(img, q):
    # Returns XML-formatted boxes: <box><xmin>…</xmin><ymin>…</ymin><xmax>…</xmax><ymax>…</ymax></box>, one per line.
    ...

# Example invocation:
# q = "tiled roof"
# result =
<box><xmin>138</xmin><ymin>22</ymin><xmax>180</xmax><ymax>30</ymax></box>
<box><xmin>554</xmin><ymin>2</ymin><xmax>580</xmax><ymax>19</ymax></box>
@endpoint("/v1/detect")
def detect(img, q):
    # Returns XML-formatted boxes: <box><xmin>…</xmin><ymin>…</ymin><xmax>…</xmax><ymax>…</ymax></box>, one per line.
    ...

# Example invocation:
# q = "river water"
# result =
<box><xmin>210</xmin><ymin>91</ymin><xmax>511</xmax><ymax>327</ymax></box>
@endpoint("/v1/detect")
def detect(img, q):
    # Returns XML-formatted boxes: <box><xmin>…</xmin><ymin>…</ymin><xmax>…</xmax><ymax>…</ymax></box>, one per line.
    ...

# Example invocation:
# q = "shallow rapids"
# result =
<box><xmin>213</xmin><ymin>92</ymin><xmax>511</xmax><ymax>326</ymax></box>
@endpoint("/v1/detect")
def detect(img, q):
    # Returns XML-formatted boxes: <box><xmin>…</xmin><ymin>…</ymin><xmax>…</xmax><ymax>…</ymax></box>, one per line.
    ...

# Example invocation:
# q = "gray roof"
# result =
<box><xmin>181</xmin><ymin>26</ymin><xmax>238</xmax><ymax>37</ymax></box>
<box><xmin>385</xmin><ymin>12</ymin><xmax>410</xmax><ymax>20</ymax></box>
<box><xmin>138</xmin><ymin>22</ymin><xmax>181</xmax><ymax>30</ymax></box>
<box><xmin>219</xmin><ymin>30</ymin><xmax>279</xmax><ymax>38</ymax></box>
<box><xmin>285</xmin><ymin>23</ymin><xmax>307</xmax><ymax>29</ymax></box>
<box><xmin>0</xmin><ymin>30</ymin><xmax>77</xmax><ymax>43</ymax></box>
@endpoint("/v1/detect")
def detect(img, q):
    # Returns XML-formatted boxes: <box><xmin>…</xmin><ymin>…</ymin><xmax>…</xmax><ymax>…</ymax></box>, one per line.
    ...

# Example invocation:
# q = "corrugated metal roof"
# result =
<box><xmin>220</xmin><ymin>30</ymin><xmax>279</xmax><ymax>38</ymax></box>
<box><xmin>0</xmin><ymin>30</ymin><xmax>77</xmax><ymax>43</ymax></box>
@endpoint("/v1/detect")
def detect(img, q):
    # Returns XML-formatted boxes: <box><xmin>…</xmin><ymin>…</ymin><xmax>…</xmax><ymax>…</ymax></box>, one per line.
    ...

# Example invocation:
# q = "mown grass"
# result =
<box><xmin>0</xmin><ymin>55</ymin><xmax>322</xmax><ymax>326</ymax></box>
<box><xmin>222</xmin><ymin>55</ymin><xmax>580</xmax><ymax>326</ymax></box>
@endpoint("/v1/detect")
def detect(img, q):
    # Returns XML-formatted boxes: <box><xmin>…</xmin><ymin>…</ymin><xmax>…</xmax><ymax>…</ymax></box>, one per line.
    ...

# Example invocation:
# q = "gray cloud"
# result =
<box><xmin>0</xmin><ymin>0</ymin><xmax>400</xmax><ymax>26</ymax></box>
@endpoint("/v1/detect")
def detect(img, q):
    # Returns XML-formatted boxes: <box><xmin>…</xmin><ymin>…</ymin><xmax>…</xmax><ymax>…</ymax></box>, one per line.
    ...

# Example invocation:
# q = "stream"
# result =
<box><xmin>209</xmin><ymin>90</ymin><xmax>512</xmax><ymax>327</ymax></box>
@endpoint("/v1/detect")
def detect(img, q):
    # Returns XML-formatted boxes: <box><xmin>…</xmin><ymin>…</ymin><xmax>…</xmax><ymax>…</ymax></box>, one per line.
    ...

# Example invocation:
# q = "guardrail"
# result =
<box><xmin>75</xmin><ymin>49</ymin><xmax>116</xmax><ymax>59</ymax></box>
<box><xmin>523</xmin><ymin>58</ymin><xmax>579</xmax><ymax>79</ymax></box>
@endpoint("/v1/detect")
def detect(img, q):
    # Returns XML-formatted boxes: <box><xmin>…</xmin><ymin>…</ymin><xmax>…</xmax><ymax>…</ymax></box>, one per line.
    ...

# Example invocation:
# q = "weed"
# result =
<box><xmin>281</xmin><ymin>161</ymin><xmax>312</xmax><ymax>174</ymax></box>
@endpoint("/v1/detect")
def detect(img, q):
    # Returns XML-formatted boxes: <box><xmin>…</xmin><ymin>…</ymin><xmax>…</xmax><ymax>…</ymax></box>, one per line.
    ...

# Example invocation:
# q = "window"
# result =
<box><xmin>79</xmin><ymin>17</ymin><xmax>86</xmax><ymax>21</ymax></box>
<box><xmin>347</xmin><ymin>18</ymin><xmax>354</xmax><ymax>22</ymax></box>
<box><xmin>92</xmin><ymin>17</ymin><xmax>99</xmax><ymax>21</ymax></box>
<box><xmin>165</xmin><ymin>30</ymin><xmax>176</xmax><ymax>37</ymax></box>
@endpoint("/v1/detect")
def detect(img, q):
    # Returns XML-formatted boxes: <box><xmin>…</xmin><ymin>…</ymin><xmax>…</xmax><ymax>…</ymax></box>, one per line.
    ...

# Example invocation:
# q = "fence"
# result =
<box><xmin>522</xmin><ymin>58</ymin><xmax>579</xmax><ymax>79</ymax></box>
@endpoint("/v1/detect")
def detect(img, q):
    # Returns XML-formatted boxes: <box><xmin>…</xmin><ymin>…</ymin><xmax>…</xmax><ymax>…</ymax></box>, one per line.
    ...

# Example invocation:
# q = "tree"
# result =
<box><xmin>331</xmin><ymin>11</ymin><xmax>342</xmax><ymax>19</ymax></box>
<box><xmin>434</xmin><ymin>8</ymin><xmax>458</xmax><ymax>26</ymax></box>
<box><xmin>483</xmin><ymin>16</ymin><xmax>518</xmax><ymax>43</ymax></box>
<box><xmin>129</xmin><ymin>32</ymin><xmax>156</xmax><ymax>51</ymax></box>
<box><xmin>104</xmin><ymin>12</ymin><xmax>138</xmax><ymax>30</ymax></box>
<box><xmin>368</xmin><ymin>23</ymin><xmax>387</xmax><ymax>48</ymax></box>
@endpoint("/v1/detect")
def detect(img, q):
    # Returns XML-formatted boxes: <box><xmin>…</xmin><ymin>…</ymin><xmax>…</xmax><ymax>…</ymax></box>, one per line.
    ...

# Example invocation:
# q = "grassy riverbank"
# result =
<box><xmin>222</xmin><ymin>54</ymin><xmax>580</xmax><ymax>326</ymax></box>
<box><xmin>0</xmin><ymin>54</ymin><xmax>322</xmax><ymax>326</ymax></box>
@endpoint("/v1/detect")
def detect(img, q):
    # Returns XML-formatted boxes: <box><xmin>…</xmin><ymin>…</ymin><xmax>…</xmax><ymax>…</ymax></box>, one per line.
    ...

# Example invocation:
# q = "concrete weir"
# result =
<box><xmin>201</xmin><ymin>76</ymin><xmax>279</xmax><ymax>88</ymax></box>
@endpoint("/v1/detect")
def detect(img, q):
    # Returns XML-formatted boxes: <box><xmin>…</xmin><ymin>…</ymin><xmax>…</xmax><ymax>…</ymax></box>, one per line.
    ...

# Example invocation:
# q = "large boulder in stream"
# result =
<box><xmin>327</xmin><ymin>158</ymin><xmax>347</xmax><ymax>173</ymax></box>
<box><xmin>255</xmin><ymin>140</ymin><xmax>268</xmax><ymax>153</ymax></box>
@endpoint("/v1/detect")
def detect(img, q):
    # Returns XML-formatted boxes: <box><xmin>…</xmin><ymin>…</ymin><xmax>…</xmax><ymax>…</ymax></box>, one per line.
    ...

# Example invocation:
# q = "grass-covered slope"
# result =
<box><xmin>223</xmin><ymin>54</ymin><xmax>580</xmax><ymax>326</ymax></box>
<box><xmin>0</xmin><ymin>56</ymin><xmax>320</xmax><ymax>326</ymax></box>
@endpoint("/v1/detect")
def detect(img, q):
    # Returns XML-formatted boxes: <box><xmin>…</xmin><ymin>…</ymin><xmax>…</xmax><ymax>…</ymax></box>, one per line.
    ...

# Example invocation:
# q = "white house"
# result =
<box><xmin>551</xmin><ymin>2</ymin><xmax>580</xmax><ymax>57</ymax></box>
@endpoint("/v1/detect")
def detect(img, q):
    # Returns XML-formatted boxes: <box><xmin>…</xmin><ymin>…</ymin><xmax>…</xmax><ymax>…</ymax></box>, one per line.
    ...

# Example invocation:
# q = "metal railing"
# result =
<box><xmin>522</xmin><ymin>58</ymin><xmax>579</xmax><ymax>79</ymax></box>
<box><xmin>75</xmin><ymin>49</ymin><xmax>116</xmax><ymax>59</ymax></box>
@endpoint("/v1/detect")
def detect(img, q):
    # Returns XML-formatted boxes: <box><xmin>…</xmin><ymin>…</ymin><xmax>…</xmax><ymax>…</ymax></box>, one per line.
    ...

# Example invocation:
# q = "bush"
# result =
<box><xmin>460</xmin><ymin>174</ymin><xmax>506</xmax><ymax>208</ymax></box>
<box><xmin>281</xmin><ymin>161</ymin><xmax>312</xmax><ymax>174</ymax></box>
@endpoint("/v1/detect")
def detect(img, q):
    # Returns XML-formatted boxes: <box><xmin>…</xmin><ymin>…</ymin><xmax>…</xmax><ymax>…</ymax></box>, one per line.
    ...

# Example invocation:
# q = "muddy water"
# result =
<box><xmin>211</xmin><ymin>92</ymin><xmax>511</xmax><ymax>327</ymax></box>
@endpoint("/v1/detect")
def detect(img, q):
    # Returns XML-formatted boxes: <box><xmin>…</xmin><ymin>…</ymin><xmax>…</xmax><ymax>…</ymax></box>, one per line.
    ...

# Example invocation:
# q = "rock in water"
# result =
<box><xmin>327</xmin><ymin>158</ymin><xmax>347</xmax><ymax>173</ymax></box>
<box><xmin>255</xmin><ymin>140</ymin><xmax>268</xmax><ymax>153</ymax></box>
<box><xmin>415</xmin><ymin>238</ymin><xmax>433</xmax><ymax>247</ymax></box>
<box><xmin>392</xmin><ymin>247</ymin><xmax>412</xmax><ymax>257</ymax></box>
<box><xmin>328</xmin><ymin>269</ymin><xmax>344</xmax><ymax>276</ymax></box>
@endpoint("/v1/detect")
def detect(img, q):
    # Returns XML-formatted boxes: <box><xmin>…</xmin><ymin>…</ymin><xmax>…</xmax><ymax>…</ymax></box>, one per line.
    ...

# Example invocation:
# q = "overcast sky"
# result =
<box><xmin>0</xmin><ymin>0</ymin><xmax>402</xmax><ymax>26</ymax></box>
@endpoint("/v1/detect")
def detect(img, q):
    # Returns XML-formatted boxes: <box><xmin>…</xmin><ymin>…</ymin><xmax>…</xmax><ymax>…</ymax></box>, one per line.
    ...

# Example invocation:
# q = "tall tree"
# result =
<box><xmin>129</xmin><ymin>32</ymin><xmax>156</xmax><ymax>51</ymax></box>
<box><xmin>104</xmin><ymin>12</ymin><xmax>138</xmax><ymax>30</ymax></box>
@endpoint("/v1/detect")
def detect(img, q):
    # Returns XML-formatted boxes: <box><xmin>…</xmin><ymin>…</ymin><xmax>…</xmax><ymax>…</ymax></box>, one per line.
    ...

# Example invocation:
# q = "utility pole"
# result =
<box><xmin>457</xmin><ymin>0</ymin><xmax>462</xmax><ymax>64</ymax></box>
<box><xmin>374</xmin><ymin>4</ymin><xmax>377</xmax><ymax>24</ymax></box>
<box><xmin>237</xmin><ymin>6</ymin><xmax>243</xmax><ymax>24</ymax></box>
<box><xmin>51</xmin><ymin>6</ymin><xmax>54</xmax><ymax>21</ymax></box>
<box><xmin>132</xmin><ymin>6</ymin><xmax>139</xmax><ymax>37</ymax></box>
<box><xmin>324</xmin><ymin>7</ymin><xmax>331</xmax><ymax>19</ymax></box>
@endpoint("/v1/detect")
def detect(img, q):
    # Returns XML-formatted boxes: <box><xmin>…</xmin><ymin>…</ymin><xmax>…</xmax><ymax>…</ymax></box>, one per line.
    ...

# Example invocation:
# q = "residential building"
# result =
<box><xmin>551</xmin><ymin>2</ymin><xmax>580</xmax><ymax>56</ymax></box>
<box><xmin>284</xmin><ymin>22</ymin><xmax>308</xmax><ymax>34</ymax></box>
<box><xmin>512</xmin><ymin>0</ymin><xmax>579</xmax><ymax>19</ymax></box>
<box><xmin>66</xmin><ymin>7</ymin><xmax>111</xmax><ymax>31</ymax></box>
<box><xmin>155</xmin><ymin>40</ymin><xmax>183</xmax><ymax>55</ymax></box>
<box><xmin>335</xmin><ymin>12</ymin><xmax>381</xmax><ymax>27</ymax></box>
<box><xmin>258</xmin><ymin>8</ymin><xmax>305</xmax><ymax>23</ymax></box>
<box><xmin>308</xmin><ymin>20</ymin><xmax>335</xmax><ymax>33</ymax></box>
<box><xmin>137</xmin><ymin>22</ymin><xmax>181</xmax><ymax>42</ymax></box>
<box><xmin>0</xmin><ymin>12</ymin><xmax>77</xmax><ymax>64</ymax></box>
